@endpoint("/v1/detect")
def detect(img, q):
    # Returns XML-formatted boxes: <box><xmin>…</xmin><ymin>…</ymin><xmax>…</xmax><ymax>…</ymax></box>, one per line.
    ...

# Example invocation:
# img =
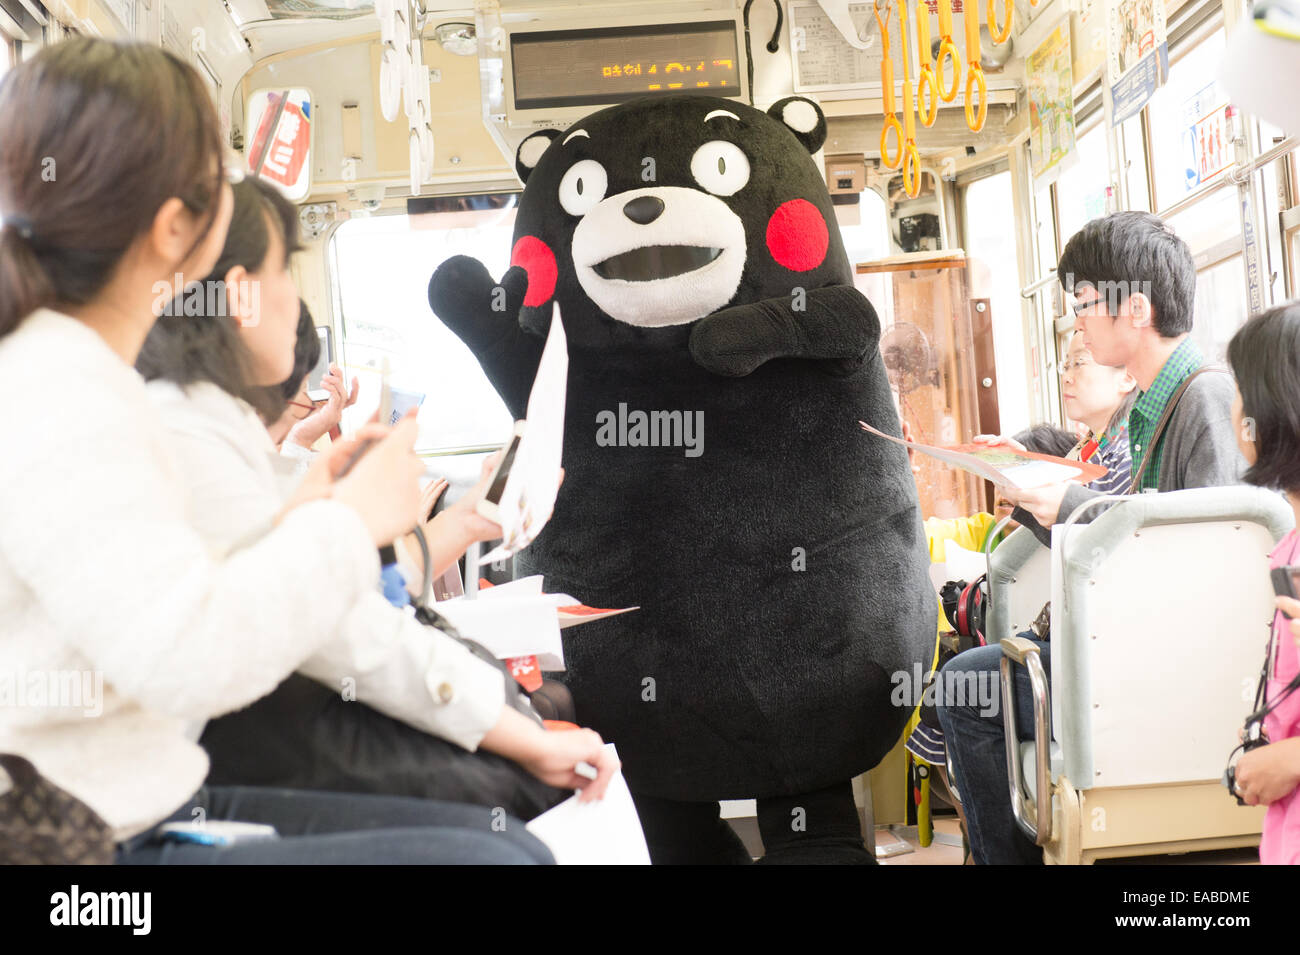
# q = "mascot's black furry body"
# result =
<box><xmin>430</xmin><ymin>94</ymin><xmax>934</xmax><ymax>862</ymax></box>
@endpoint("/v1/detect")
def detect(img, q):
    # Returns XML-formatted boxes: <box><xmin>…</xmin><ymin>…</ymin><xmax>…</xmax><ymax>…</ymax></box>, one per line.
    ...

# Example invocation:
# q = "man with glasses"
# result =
<box><xmin>936</xmin><ymin>211</ymin><xmax>1244</xmax><ymax>864</ymax></box>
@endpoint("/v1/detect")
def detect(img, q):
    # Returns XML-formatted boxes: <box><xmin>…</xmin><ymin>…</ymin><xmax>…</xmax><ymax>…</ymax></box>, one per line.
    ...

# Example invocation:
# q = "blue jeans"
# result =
<box><xmin>116</xmin><ymin>786</ymin><xmax>555</xmax><ymax>865</ymax></box>
<box><xmin>935</xmin><ymin>636</ymin><xmax>1049</xmax><ymax>865</ymax></box>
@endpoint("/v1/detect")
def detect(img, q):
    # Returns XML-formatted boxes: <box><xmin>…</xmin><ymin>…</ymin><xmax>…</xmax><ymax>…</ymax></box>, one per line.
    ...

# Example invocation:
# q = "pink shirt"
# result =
<box><xmin>1262</xmin><ymin>529</ymin><xmax>1300</xmax><ymax>864</ymax></box>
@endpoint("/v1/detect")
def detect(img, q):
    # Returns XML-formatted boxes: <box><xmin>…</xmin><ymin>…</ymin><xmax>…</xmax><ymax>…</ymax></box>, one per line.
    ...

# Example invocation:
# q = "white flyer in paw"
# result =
<box><xmin>480</xmin><ymin>305</ymin><xmax>567</xmax><ymax>565</ymax></box>
<box><xmin>525</xmin><ymin>744</ymin><xmax>651</xmax><ymax>865</ymax></box>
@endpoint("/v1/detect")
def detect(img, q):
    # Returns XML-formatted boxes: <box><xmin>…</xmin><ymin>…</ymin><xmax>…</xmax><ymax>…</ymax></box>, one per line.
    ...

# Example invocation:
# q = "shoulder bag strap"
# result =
<box><xmin>1126</xmin><ymin>365</ymin><xmax>1230</xmax><ymax>495</ymax></box>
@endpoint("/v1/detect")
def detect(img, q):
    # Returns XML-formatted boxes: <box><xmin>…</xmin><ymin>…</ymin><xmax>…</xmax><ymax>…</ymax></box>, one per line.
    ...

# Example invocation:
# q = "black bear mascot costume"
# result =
<box><xmin>430</xmin><ymin>94</ymin><xmax>935</xmax><ymax>864</ymax></box>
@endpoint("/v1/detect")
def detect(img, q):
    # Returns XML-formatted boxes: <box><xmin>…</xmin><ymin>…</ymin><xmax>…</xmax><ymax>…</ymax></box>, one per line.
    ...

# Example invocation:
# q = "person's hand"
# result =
<box><xmin>331</xmin><ymin>414</ymin><xmax>425</xmax><ymax>546</ymax></box>
<box><xmin>434</xmin><ymin>462</ymin><xmax>504</xmax><ymax>545</ymax></box>
<box><xmin>518</xmin><ymin>726</ymin><xmax>619</xmax><ymax>802</ymax></box>
<box><xmin>419</xmin><ymin>477</ymin><xmax>449</xmax><ymax>523</ymax></box>
<box><xmin>1275</xmin><ymin>597</ymin><xmax>1300</xmax><ymax>649</ymax></box>
<box><xmin>973</xmin><ymin>433</ymin><xmax>1027</xmax><ymax>453</ymax></box>
<box><xmin>1232</xmin><ymin>737</ymin><xmax>1300</xmax><ymax>806</ymax></box>
<box><xmin>1000</xmin><ymin>481</ymin><xmax>1070</xmax><ymax>528</ymax></box>
<box><xmin>287</xmin><ymin>364</ymin><xmax>360</xmax><ymax>449</ymax></box>
<box><xmin>280</xmin><ymin>422</ymin><xmax>392</xmax><ymax>514</ymax></box>
<box><xmin>901</xmin><ymin>421</ymin><xmax>921</xmax><ymax>474</ymax></box>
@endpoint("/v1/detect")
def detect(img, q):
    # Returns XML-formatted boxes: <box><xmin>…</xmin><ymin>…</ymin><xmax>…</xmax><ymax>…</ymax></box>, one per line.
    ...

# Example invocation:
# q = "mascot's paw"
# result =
<box><xmin>428</xmin><ymin>257</ymin><xmax>529</xmax><ymax>338</ymax></box>
<box><xmin>688</xmin><ymin>303</ymin><xmax>793</xmax><ymax>378</ymax></box>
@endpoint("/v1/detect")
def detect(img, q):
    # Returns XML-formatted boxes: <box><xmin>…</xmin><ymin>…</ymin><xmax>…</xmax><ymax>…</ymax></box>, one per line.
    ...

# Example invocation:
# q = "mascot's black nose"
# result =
<box><xmin>623</xmin><ymin>195</ymin><xmax>665</xmax><ymax>225</ymax></box>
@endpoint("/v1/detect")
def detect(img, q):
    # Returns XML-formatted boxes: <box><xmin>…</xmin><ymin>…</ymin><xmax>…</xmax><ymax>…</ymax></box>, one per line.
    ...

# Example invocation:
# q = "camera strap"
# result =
<box><xmin>1246</xmin><ymin>532</ymin><xmax>1300</xmax><ymax>725</ymax></box>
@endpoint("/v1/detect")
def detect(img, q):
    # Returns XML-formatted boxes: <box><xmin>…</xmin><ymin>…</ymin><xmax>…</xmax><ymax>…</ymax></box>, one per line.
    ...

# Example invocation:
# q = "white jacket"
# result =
<box><xmin>145</xmin><ymin>377</ymin><xmax>505</xmax><ymax>752</ymax></box>
<box><xmin>0</xmin><ymin>309</ymin><xmax>498</xmax><ymax>842</ymax></box>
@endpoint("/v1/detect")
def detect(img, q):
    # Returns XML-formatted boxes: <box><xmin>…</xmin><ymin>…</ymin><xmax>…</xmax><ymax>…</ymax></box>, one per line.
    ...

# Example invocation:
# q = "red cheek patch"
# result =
<box><xmin>766</xmin><ymin>199</ymin><xmax>829</xmax><ymax>272</ymax></box>
<box><xmin>510</xmin><ymin>235</ymin><xmax>558</xmax><ymax>307</ymax></box>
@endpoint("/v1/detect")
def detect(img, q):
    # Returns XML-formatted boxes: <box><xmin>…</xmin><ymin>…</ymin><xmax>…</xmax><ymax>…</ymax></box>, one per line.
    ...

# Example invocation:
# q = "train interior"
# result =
<box><xmin>2</xmin><ymin>0</ymin><xmax>1295</xmax><ymax>865</ymax></box>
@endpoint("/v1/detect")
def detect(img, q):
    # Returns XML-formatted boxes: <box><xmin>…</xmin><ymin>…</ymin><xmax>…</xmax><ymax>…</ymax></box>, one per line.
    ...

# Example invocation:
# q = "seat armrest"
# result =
<box><xmin>999</xmin><ymin>635</ymin><xmax>1041</xmax><ymax>665</ymax></box>
<box><xmin>1000</xmin><ymin>639</ymin><xmax>1052</xmax><ymax>846</ymax></box>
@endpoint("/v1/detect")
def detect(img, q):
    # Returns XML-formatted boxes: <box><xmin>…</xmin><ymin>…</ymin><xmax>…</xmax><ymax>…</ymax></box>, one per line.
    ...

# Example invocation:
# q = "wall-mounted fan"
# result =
<box><xmin>880</xmin><ymin>321</ymin><xmax>939</xmax><ymax>395</ymax></box>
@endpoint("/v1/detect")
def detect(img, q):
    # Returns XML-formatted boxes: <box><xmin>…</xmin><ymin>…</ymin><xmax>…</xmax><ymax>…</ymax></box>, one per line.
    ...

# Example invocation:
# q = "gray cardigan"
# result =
<box><xmin>1012</xmin><ymin>370</ymin><xmax>1244</xmax><ymax>544</ymax></box>
<box><xmin>1055</xmin><ymin>368</ymin><xmax>1244</xmax><ymax>522</ymax></box>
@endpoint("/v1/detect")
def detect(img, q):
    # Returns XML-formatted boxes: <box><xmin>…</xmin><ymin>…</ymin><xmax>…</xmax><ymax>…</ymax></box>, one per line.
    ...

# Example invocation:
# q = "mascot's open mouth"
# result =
<box><xmin>592</xmin><ymin>245</ymin><xmax>723</xmax><ymax>282</ymax></box>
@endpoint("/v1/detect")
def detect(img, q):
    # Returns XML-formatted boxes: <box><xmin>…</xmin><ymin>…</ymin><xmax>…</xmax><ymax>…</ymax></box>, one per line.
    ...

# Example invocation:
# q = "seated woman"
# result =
<box><xmin>935</xmin><ymin>336</ymin><xmax>1136</xmax><ymax>864</ymax></box>
<box><xmin>0</xmin><ymin>37</ymin><xmax>606</xmax><ymax>864</ymax></box>
<box><xmin>136</xmin><ymin>176</ymin><xmax>598</xmax><ymax>819</ymax></box>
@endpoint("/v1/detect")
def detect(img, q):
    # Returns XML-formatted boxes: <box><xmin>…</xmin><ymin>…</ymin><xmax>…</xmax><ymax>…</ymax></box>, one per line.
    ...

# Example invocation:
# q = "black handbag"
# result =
<box><xmin>0</xmin><ymin>753</ymin><xmax>115</xmax><ymax>864</ymax></box>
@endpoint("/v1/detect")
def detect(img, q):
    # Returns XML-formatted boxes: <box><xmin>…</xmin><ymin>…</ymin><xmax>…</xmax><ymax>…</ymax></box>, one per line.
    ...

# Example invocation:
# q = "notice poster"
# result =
<box><xmin>1107</xmin><ymin>0</ymin><xmax>1169</xmax><ymax>125</ymax></box>
<box><xmin>1181</xmin><ymin>82</ymin><xmax>1231</xmax><ymax>192</ymax></box>
<box><xmin>1028</xmin><ymin>20</ymin><xmax>1077</xmax><ymax>185</ymax></box>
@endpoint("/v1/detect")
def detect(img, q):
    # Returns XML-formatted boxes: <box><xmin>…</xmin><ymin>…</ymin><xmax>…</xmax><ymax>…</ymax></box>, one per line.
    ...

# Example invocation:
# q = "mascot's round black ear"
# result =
<box><xmin>515</xmin><ymin>129</ymin><xmax>562</xmax><ymax>183</ymax></box>
<box><xmin>767</xmin><ymin>96</ymin><xmax>827</xmax><ymax>155</ymax></box>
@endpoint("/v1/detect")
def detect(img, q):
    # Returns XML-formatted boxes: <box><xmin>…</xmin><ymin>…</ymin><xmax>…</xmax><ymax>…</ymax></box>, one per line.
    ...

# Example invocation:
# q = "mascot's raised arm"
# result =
<box><xmin>429</xmin><ymin>94</ymin><xmax>935</xmax><ymax>865</ymax></box>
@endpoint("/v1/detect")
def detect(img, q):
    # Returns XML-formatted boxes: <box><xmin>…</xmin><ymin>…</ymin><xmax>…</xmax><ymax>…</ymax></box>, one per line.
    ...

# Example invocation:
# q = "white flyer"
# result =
<box><xmin>480</xmin><ymin>305</ymin><xmax>568</xmax><ymax>565</ymax></box>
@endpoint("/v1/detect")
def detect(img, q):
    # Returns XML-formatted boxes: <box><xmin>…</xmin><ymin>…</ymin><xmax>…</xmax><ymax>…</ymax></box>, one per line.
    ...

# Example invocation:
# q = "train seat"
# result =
<box><xmin>997</xmin><ymin>486</ymin><xmax>1294</xmax><ymax>864</ymax></box>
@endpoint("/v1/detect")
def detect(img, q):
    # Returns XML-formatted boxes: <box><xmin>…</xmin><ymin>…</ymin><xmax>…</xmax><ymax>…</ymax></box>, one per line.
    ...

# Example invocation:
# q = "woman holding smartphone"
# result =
<box><xmin>1223</xmin><ymin>304</ymin><xmax>1300</xmax><ymax>864</ymax></box>
<box><xmin>136</xmin><ymin>174</ymin><xmax>615</xmax><ymax>818</ymax></box>
<box><xmin>0</xmin><ymin>38</ymin><xmax>564</xmax><ymax>863</ymax></box>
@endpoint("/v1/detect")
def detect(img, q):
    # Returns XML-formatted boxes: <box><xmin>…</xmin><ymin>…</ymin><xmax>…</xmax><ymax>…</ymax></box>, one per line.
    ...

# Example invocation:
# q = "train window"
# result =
<box><xmin>838</xmin><ymin>187</ymin><xmax>891</xmax><ymax>264</ymax></box>
<box><xmin>1054</xmin><ymin>122</ymin><xmax>1110</xmax><ymax>245</ymax></box>
<box><xmin>1119</xmin><ymin>112</ymin><xmax>1152</xmax><ymax>214</ymax></box>
<box><xmin>963</xmin><ymin>170</ymin><xmax>1029</xmax><ymax>438</ymax></box>
<box><xmin>1187</xmin><ymin>256</ymin><xmax>1247</xmax><ymax>361</ymax></box>
<box><xmin>329</xmin><ymin>210</ymin><xmax>514</xmax><ymax>452</ymax></box>
<box><xmin>1146</xmin><ymin>27</ymin><xmax>1228</xmax><ymax>213</ymax></box>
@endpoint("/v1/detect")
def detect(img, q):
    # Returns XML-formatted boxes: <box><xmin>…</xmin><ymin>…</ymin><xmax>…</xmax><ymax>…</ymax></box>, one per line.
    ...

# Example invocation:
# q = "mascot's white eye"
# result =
<box><xmin>558</xmin><ymin>159</ymin><xmax>608</xmax><ymax>216</ymax></box>
<box><xmin>690</xmin><ymin>141</ymin><xmax>750</xmax><ymax>196</ymax></box>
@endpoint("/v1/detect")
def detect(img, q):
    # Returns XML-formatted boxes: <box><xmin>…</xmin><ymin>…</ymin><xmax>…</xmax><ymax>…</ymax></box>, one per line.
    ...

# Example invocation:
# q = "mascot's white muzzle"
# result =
<box><xmin>571</xmin><ymin>186</ymin><xmax>747</xmax><ymax>327</ymax></box>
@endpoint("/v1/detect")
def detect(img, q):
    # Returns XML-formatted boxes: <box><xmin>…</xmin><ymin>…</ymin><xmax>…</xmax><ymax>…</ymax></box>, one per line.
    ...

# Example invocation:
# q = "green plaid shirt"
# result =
<box><xmin>1128</xmin><ymin>338</ymin><xmax>1204</xmax><ymax>492</ymax></box>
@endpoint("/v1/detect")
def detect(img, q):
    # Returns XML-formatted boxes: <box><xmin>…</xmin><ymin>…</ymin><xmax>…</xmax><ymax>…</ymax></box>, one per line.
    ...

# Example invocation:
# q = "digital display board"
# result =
<box><xmin>510</xmin><ymin>21</ymin><xmax>742</xmax><ymax>111</ymax></box>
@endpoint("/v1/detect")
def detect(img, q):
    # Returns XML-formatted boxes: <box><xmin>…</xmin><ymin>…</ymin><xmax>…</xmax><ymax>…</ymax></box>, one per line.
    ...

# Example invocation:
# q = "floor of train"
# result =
<box><xmin>724</xmin><ymin>813</ymin><xmax>1260</xmax><ymax>865</ymax></box>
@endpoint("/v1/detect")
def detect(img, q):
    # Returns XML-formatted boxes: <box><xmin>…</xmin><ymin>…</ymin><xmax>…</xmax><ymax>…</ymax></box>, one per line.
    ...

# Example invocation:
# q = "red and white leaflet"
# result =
<box><xmin>859</xmin><ymin>420</ymin><xmax>1106</xmax><ymax>489</ymax></box>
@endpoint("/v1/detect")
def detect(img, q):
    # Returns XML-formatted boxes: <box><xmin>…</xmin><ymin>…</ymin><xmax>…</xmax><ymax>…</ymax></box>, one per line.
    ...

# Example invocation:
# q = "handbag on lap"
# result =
<box><xmin>0</xmin><ymin>753</ymin><xmax>114</xmax><ymax>864</ymax></box>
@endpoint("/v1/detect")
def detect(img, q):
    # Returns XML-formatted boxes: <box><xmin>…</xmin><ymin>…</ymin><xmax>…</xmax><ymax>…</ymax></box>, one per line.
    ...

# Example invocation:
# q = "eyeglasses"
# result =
<box><xmin>1070</xmin><ymin>298</ymin><xmax>1108</xmax><ymax>318</ymax></box>
<box><xmin>1058</xmin><ymin>357</ymin><xmax>1096</xmax><ymax>378</ymax></box>
<box><xmin>286</xmin><ymin>400</ymin><xmax>316</xmax><ymax>420</ymax></box>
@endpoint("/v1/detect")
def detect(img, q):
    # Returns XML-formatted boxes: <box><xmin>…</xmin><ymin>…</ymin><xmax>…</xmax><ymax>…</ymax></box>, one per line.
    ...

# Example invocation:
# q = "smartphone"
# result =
<box><xmin>305</xmin><ymin>326</ymin><xmax>333</xmax><ymax>402</ymax></box>
<box><xmin>476</xmin><ymin>422</ymin><xmax>525</xmax><ymax>524</ymax></box>
<box><xmin>1272</xmin><ymin>565</ymin><xmax>1300</xmax><ymax>618</ymax></box>
<box><xmin>336</xmin><ymin>360</ymin><xmax>393</xmax><ymax>479</ymax></box>
<box><xmin>158</xmin><ymin>820</ymin><xmax>279</xmax><ymax>847</ymax></box>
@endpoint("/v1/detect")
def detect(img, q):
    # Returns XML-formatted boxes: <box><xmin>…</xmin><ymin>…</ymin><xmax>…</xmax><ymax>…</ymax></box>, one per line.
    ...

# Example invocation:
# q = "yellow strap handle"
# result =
<box><xmin>898</xmin><ymin>0</ymin><xmax>922</xmax><ymax>198</ymax></box>
<box><xmin>936</xmin><ymin>36</ymin><xmax>961</xmax><ymax>102</ymax></box>
<box><xmin>915</xmin><ymin>0</ymin><xmax>939</xmax><ymax>127</ymax></box>
<box><xmin>965</xmin><ymin>62</ymin><xmax>987</xmax><ymax>131</ymax></box>
<box><xmin>987</xmin><ymin>0</ymin><xmax>1013</xmax><ymax>44</ymax></box>
<box><xmin>963</xmin><ymin>0</ymin><xmax>987</xmax><ymax>132</ymax></box>
<box><xmin>876</xmin><ymin>2</ymin><xmax>904</xmax><ymax>168</ymax></box>
<box><xmin>935</xmin><ymin>0</ymin><xmax>960</xmax><ymax>101</ymax></box>
<box><xmin>902</xmin><ymin>141</ymin><xmax>921</xmax><ymax>198</ymax></box>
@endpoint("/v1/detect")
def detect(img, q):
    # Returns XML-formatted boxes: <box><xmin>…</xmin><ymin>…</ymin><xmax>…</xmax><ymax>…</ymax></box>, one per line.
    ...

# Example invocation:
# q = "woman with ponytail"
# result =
<box><xmin>0</xmin><ymin>38</ymin><xmax>582</xmax><ymax>864</ymax></box>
